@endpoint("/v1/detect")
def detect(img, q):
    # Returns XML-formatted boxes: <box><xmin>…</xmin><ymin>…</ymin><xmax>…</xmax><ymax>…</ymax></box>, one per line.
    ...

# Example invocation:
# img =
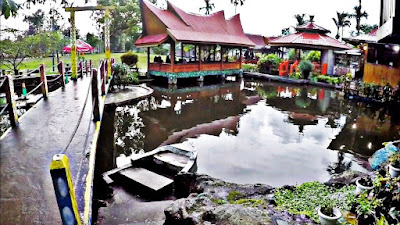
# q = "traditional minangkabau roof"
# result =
<box><xmin>245</xmin><ymin>34</ymin><xmax>267</xmax><ymax>49</ymax></box>
<box><xmin>269</xmin><ymin>22</ymin><xmax>351</xmax><ymax>50</ymax></box>
<box><xmin>135</xmin><ymin>0</ymin><xmax>254</xmax><ymax>47</ymax></box>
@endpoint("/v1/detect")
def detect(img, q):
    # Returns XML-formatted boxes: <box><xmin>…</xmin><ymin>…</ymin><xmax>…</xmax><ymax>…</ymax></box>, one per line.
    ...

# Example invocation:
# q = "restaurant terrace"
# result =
<box><xmin>135</xmin><ymin>0</ymin><xmax>255</xmax><ymax>84</ymax></box>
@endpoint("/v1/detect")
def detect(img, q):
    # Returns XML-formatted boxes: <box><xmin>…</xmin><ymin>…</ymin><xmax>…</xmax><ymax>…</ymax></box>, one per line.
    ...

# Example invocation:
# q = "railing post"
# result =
<box><xmin>50</xmin><ymin>154</ymin><xmax>82</xmax><ymax>225</ymax></box>
<box><xmin>104</xmin><ymin>59</ymin><xmax>108</xmax><ymax>83</ymax></box>
<box><xmin>39</xmin><ymin>64</ymin><xmax>48</xmax><ymax>99</ymax></box>
<box><xmin>91</xmin><ymin>68</ymin><xmax>101</xmax><ymax>121</ymax></box>
<box><xmin>79</xmin><ymin>61</ymin><xmax>84</xmax><ymax>78</ymax></box>
<box><xmin>58</xmin><ymin>61</ymin><xmax>66</xmax><ymax>88</ymax></box>
<box><xmin>85</xmin><ymin>60</ymin><xmax>89</xmax><ymax>76</ymax></box>
<box><xmin>4</xmin><ymin>75</ymin><xmax>19</xmax><ymax>127</ymax></box>
<box><xmin>89</xmin><ymin>60</ymin><xmax>92</xmax><ymax>76</ymax></box>
<box><xmin>100</xmin><ymin>61</ymin><xmax>106</xmax><ymax>96</ymax></box>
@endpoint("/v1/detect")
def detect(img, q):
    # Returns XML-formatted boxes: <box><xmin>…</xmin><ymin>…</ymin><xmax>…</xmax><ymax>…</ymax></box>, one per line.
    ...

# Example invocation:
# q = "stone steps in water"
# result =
<box><xmin>119</xmin><ymin>167</ymin><xmax>173</xmax><ymax>192</ymax></box>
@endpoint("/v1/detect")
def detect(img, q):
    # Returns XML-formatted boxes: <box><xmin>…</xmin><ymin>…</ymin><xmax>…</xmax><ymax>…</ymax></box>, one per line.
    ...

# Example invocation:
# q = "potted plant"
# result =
<box><xmin>355</xmin><ymin>193</ymin><xmax>381</xmax><ymax>224</ymax></box>
<box><xmin>389</xmin><ymin>154</ymin><xmax>400</xmax><ymax>178</ymax></box>
<box><xmin>298</xmin><ymin>60</ymin><xmax>314</xmax><ymax>80</ymax></box>
<box><xmin>317</xmin><ymin>204</ymin><xmax>342</xmax><ymax>225</ymax></box>
<box><xmin>355</xmin><ymin>177</ymin><xmax>374</xmax><ymax>194</ymax></box>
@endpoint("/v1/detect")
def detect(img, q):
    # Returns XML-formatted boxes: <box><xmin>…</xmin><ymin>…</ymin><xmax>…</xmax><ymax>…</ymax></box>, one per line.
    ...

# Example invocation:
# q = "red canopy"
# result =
<box><xmin>63</xmin><ymin>39</ymin><xmax>94</xmax><ymax>53</ymax></box>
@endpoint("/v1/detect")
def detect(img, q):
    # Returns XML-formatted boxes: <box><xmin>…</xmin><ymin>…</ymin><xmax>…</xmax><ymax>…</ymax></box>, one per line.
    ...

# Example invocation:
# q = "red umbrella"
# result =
<box><xmin>63</xmin><ymin>39</ymin><xmax>94</xmax><ymax>53</ymax></box>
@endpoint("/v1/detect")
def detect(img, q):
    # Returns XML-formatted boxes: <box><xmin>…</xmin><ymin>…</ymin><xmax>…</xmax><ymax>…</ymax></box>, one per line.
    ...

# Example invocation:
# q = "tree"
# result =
<box><xmin>199</xmin><ymin>0</ymin><xmax>215</xmax><ymax>15</ymax></box>
<box><xmin>1</xmin><ymin>0</ymin><xmax>69</xmax><ymax>19</ymax></box>
<box><xmin>97</xmin><ymin>0</ymin><xmax>141</xmax><ymax>52</ymax></box>
<box><xmin>86</xmin><ymin>33</ymin><xmax>102</xmax><ymax>53</ymax></box>
<box><xmin>0</xmin><ymin>31</ymin><xmax>63</xmax><ymax>75</ymax></box>
<box><xmin>0</xmin><ymin>38</ymin><xmax>33</xmax><ymax>75</ymax></box>
<box><xmin>231</xmin><ymin>0</ymin><xmax>245</xmax><ymax>15</ymax></box>
<box><xmin>1</xmin><ymin>0</ymin><xmax>19</xmax><ymax>19</ymax></box>
<box><xmin>332</xmin><ymin>12</ymin><xmax>351</xmax><ymax>40</ymax></box>
<box><xmin>294</xmin><ymin>14</ymin><xmax>306</xmax><ymax>26</ymax></box>
<box><xmin>349</xmin><ymin>0</ymin><xmax>368</xmax><ymax>35</ymax></box>
<box><xmin>281</xmin><ymin>27</ymin><xmax>291</xmax><ymax>36</ymax></box>
<box><xmin>24</xmin><ymin>9</ymin><xmax>45</xmax><ymax>35</ymax></box>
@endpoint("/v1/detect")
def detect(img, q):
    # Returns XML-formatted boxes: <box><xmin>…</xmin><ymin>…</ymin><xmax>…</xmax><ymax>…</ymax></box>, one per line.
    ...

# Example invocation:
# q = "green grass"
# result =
<box><xmin>1</xmin><ymin>52</ymin><xmax>155</xmax><ymax>75</ymax></box>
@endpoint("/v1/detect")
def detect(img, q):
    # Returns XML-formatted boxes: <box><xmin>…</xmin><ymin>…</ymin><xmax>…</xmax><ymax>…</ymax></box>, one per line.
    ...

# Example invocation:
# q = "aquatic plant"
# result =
<box><xmin>274</xmin><ymin>181</ymin><xmax>356</xmax><ymax>222</ymax></box>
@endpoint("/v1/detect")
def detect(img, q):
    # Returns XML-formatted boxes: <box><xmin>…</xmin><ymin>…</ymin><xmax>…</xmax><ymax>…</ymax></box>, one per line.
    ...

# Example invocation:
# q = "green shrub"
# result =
<box><xmin>298</xmin><ymin>60</ymin><xmax>314</xmax><ymax>79</ymax></box>
<box><xmin>242</xmin><ymin>63</ymin><xmax>257</xmax><ymax>72</ymax></box>
<box><xmin>112</xmin><ymin>63</ymin><xmax>138</xmax><ymax>86</ymax></box>
<box><xmin>305</xmin><ymin>51</ymin><xmax>321</xmax><ymax>62</ymax></box>
<box><xmin>257</xmin><ymin>54</ymin><xmax>282</xmax><ymax>74</ymax></box>
<box><xmin>288</xmin><ymin>49</ymin><xmax>296</xmax><ymax>60</ymax></box>
<box><xmin>121</xmin><ymin>51</ymin><xmax>138</xmax><ymax>66</ymax></box>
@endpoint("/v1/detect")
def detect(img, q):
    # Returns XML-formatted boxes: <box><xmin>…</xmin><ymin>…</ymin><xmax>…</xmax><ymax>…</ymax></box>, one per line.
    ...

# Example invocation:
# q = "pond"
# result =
<box><xmin>112</xmin><ymin>79</ymin><xmax>400</xmax><ymax>187</ymax></box>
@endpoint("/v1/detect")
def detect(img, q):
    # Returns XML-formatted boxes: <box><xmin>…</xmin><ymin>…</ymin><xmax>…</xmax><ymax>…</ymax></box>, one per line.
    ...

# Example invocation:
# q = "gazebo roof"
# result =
<box><xmin>295</xmin><ymin>22</ymin><xmax>330</xmax><ymax>34</ymax></box>
<box><xmin>135</xmin><ymin>0</ymin><xmax>254</xmax><ymax>47</ymax></box>
<box><xmin>269</xmin><ymin>22</ymin><xmax>351</xmax><ymax>50</ymax></box>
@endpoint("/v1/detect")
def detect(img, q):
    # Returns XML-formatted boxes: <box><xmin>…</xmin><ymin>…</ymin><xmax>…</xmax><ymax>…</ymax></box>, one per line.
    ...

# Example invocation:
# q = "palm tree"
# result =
<box><xmin>231</xmin><ymin>0</ymin><xmax>245</xmax><ymax>15</ymax></box>
<box><xmin>199</xmin><ymin>0</ymin><xmax>215</xmax><ymax>15</ymax></box>
<box><xmin>332</xmin><ymin>12</ymin><xmax>351</xmax><ymax>40</ymax></box>
<box><xmin>294</xmin><ymin>14</ymin><xmax>306</xmax><ymax>26</ymax></box>
<box><xmin>349</xmin><ymin>0</ymin><xmax>368</xmax><ymax>35</ymax></box>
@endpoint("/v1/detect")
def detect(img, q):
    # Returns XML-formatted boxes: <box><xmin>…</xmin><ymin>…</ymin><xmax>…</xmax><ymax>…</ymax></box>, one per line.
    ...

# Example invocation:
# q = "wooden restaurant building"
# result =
<box><xmin>135</xmin><ymin>0</ymin><xmax>255</xmax><ymax>84</ymax></box>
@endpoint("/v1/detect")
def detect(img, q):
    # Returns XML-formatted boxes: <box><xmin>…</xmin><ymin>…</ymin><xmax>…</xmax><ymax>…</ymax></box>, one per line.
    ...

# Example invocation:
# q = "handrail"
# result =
<box><xmin>26</xmin><ymin>82</ymin><xmax>44</xmax><ymax>96</ymax></box>
<box><xmin>0</xmin><ymin>103</ymin><xmax>9</xmax><ymax>115</ymax></box>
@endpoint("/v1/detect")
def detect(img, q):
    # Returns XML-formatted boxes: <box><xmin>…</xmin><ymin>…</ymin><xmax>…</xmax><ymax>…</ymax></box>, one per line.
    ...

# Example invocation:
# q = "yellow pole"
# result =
<box><xmin>105</xmin><ymin>9</ymin><xmax>111</xmax><ymax>78</ymax></box>
<box><xmin>71</xmin><ymin>11</ymin><xmax>78</xmax><ymax>80</ymax></box>
<box><xmin>50</xmin><ymin>154</ymin><xmax>82</xmax><ymax>225</ymax></box>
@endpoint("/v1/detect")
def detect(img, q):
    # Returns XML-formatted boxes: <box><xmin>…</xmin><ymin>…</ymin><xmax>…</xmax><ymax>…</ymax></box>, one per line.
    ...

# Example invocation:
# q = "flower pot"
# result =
<box><xmin>355</xmin><ymin>178</ymin><xmax>374</xmax><ymax>194</ymax></box>
<box><xmin>318</xmin><ymin>207</ymin><xmax>342</xmax><ymax>225</ymax></box>
<box><xmin>389</xmin><ymin>164</ymin><xmax>400</xmax><ymax>178</ymax></box>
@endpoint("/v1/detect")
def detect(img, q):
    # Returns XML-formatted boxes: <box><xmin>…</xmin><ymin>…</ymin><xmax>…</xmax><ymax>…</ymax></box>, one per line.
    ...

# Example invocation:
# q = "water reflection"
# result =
<box><xmin>113</xmin><ymin>80</ymin><xmax>400</xmax><ymax>186</ymax></box>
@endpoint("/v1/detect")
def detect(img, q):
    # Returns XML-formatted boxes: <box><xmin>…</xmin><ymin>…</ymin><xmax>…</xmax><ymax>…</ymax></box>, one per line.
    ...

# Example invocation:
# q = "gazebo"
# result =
<box><xmin>135</xmin><ymin>0</ymin><xmax>254</xmax><ymax>84</ymax></box>
<box><xmin>269</xmin><ymin>22</ymin><xmax>351</xmax><ymax>75</ymax></box>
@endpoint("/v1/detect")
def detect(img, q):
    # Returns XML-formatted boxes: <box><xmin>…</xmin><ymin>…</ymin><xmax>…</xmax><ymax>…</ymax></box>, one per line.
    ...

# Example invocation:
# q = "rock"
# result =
<box><xmin>325</xmin><ymin>170</ymin><xmax>368</xmax><ymax>186</ymax></box>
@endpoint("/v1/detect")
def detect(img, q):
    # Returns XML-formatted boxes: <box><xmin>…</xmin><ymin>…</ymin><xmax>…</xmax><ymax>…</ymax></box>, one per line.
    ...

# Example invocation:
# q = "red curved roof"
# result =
<box><xmin>270</xmin><ymin>32</ymin><xmax>351</xmax><ymax>50</ymax></box>
<box><xmin>135</xmin><ymin>0</ymin><xmax>254</xmax><ymax>47</ymax></box>
<box><xmin>296</xmin><ymin>22</ymin><xmax>330</xmax><ymax>34</ymax></box>
<box><xmin>270</xmin><ymin>22</ymin><xmax>351</xmax><ymax>50</ymax></box>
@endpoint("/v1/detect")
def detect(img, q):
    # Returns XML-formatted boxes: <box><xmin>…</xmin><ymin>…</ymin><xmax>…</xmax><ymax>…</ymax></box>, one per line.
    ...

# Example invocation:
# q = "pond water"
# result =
<box><xmin>113</xmin><ymin>79</ymin><xmax>400</xmax><ymax>187</ymax></box>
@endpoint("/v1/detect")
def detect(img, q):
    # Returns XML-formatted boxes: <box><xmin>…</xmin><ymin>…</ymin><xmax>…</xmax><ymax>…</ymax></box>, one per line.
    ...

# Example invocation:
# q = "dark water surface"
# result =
<box><xmin>113</xmin><ymin>79</ymin><xmax>400</xmax><ymax>187</ymax></box>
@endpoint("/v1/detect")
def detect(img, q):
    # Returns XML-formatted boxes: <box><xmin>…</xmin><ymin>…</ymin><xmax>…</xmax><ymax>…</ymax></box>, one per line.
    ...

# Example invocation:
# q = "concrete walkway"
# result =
<box><xmin>0</xmin><ymin>75</ymin><xmax>96</xmax><ymax>224</ymax></box>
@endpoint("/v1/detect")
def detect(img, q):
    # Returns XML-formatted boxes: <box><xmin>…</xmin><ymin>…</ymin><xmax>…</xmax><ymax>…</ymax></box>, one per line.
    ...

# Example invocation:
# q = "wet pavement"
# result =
<box><xmin>0</xmin><ymin>75</ymin><xmax>97</xmax><ymax>224</ymax></box>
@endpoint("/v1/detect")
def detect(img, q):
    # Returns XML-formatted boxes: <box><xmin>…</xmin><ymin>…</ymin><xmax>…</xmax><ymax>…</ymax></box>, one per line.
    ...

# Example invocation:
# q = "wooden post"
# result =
<box><xmin>91</xmin><ymin>68</ymin><xmax>101</xmax><ymax>121</ymax></box>
<box><xmin>57</xmin><ymin>61</ymin><xmax>66</xmax><ymax>88</ymax></box>
<box><xmin>170</xmin><ymin>42</ymin><xmax>175</xmax><ymax>72</ymax></box>
<box><xmin>221</xmin><ymin>46</ymin><xmax>224</xmax><ymax>70</ymax></box>
<box><xmin>70</xmin><ymin>11</ymin><xmax>78</xmax><ymax>80</ymax></box>
<box><xmin>239</xmin><ymin>47</ymin><xmax>243</xmax><ymax>69</ymax></box>
<box><xmin>40</xmin><ymin>64</ymin><xmax>48</xmax><ymax>99</ymax></box>
<box><xmin>147</xmin><ymin>47</ymin><xmax>150</xmax><ymax>77</ymax></box>
<box><xmin>194</xmin><ymin>45</ymin><xmax>197</xmax><ymax>63</ymax></box>
<box><xmin>89</xmin><ymin>60</ymin><xmax>92</xmax><ymax>75</ymax></box>
<box><xmin>3</xmin><ymin>75</ymin><xmax>19</xmax><ymax>127</ymax></box>
<box><xmin>198</xmin><ymin>45</ymin><xmax>202</xmax><ymax>70</ymax></box>
<box><xmin>181</xmin><ymin>43</ymin><xmax>184</xmax><ymax>62</ymax></box>
<box><xmin>100</xmin><ymin>61</ymin><xmax>106</xmax><ymax>96</ymax></box>
<box><xmin>85</xmin><ymin>60</ymin><xmax>89</xmax><ymax>76</ymax></box>
<box><xmin>79</xmin><ymin>61</ymin><xmax>84</xmax><ymax>78</ymax></box>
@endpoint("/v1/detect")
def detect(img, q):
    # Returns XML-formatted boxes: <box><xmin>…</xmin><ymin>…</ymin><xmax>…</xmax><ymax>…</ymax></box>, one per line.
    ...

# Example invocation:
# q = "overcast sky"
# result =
<box><xmin>1</xmin><ymin>0</ymin><xmax>380</xmax><ymax>39</ymax></box>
